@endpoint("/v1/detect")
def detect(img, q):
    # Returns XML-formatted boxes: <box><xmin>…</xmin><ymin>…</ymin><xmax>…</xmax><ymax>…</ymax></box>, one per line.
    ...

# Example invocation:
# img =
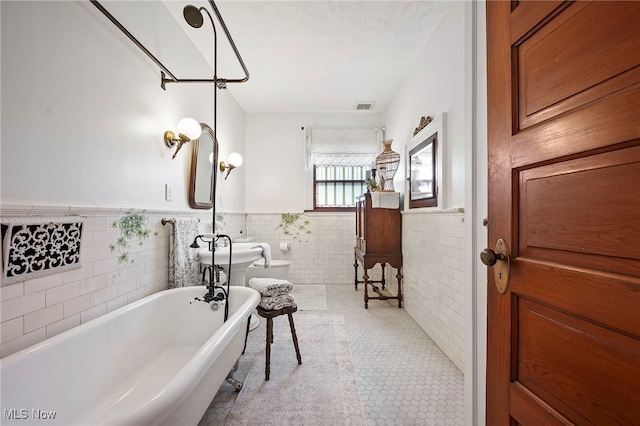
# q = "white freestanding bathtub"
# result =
<box><xmin>0</xmin><ymin>286</ymin><xmax>260</xmax><ymax>426</ymax></box>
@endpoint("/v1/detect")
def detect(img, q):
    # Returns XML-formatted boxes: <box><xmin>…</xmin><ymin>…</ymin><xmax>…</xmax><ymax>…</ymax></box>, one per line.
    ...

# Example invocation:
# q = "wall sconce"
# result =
<box><xmin>164</xmin><ymin>118</ymin><xmax>202</xmax><ymax>159</ymax></box>
<box><xmin>219</xmin><ymin>152</ymin><xmax>243</xmax><ymax>180</ymax></box>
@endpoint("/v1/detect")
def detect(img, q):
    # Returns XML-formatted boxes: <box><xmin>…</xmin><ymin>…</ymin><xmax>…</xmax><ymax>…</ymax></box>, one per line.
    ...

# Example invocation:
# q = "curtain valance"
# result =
<box><xmin>307</xmin><ymin>128</ymin><xmax>379</xmax><ymax>166</ymax></box>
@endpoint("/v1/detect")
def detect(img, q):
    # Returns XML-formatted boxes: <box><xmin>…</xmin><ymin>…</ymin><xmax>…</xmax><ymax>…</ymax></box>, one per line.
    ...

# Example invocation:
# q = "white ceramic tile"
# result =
<box><xmin>107</xmin><ymin>295</ymin><xmax>128</xmax><ymax>312</ymax></box>
<box><xmin>62</xmin><ymin>263</ymin><xmax>95</xmax><ymax>284</ymax></box>
<box><xmin>1</xmin><ymin>317</ymin><xmax>24</xmax><ymax>344</ymax></box>
<box><xmin>24</xmin><ymin>274</ymin><xmax>64</xmax><ymax>294</ymax></box>
<box><xmin>1</xmin><ymin>292</ymin><xmax>46</xmax><ymax>322</ymax></box>
<box><xmin>46</xmin><ymin>314</ymin><xmax>80</xmax><ymax>339</ymax></box>
<box><xmin>0</xmin><ymin>328</ymin><xmax>46</xmax><ymax>358</ymax></box>
<box><xmin>63</xmin><ymin>294</ymin><xmax>94</xmax><ymax>318</ymax></box>
<box><xmin>80</xmin><ymin>216</ymin><xmax>108</xmax><ymax>232</ymax></box>
<box><xmin>127</xmin><ymin>288</ymin><xmax>146</xmax><ymax>304</ymax></box>
<box><xmin>45</xmin><ymin>282</ymin><xmax>80</xmax><ymax>306</ymax></box>
<box><xmin>117</xmin><ymin>278</ymin><xmax>138</xmax><ymax>296</ymax></box>
<box><xmin>80</xmin><ymin>303</ymin><xmax>106</xmax><ymax>324</ymax></box>
<box><xmin>80</xmin><ymin>275</ymin><xmax>107</xmax><ymax>295</ymax></box>
<box><xmin>0</xmin><ymin>282</ymin><xmax>24</xmax><ymax>301</ymax></box>
<box><xmin>93</xmin><ymin>229</ymin><xmax>118</xmax><ymax>247</ymax></box>
<box><xmin>92</xmin><ymin>257</ymin><xmax>118</xmax><ymax>276</ymax></box>
<box><xmin>24</xmin><ymin>304</ymin><xmax>63</xmax><ymax>333</ymax></box>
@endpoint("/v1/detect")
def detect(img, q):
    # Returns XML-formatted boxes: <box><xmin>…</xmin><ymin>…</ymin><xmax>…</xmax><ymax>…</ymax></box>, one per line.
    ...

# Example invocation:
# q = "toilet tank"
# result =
<box><xmin>245</xmin><ymin>259</ymin><xmax>290</xmax><ymax>282</ymax></box>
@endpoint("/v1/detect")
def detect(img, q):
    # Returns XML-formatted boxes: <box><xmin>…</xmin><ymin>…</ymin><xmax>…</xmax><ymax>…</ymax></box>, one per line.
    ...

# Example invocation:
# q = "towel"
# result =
<box><xmin>168</xmin><ymin>218</ymin><xmax>200</xmax><ymax>289</ymax></box>
<box><xmin>248</xmin><ymin>278</ymin><xmax>293</xmax><ymax>297</ymax></box>
<box><xmin>371</xmin><ymin>192</ymin><xmax>400</xmax><ymax>209</ymax></box>
<box><xmin>259</xmin><ymin>294</ymin><xmax>296</xmax><ymax>310</ymax></box>
<box><xmin>251</xmin><ymin>243</ymin><xmax>271</xmax><ymax>267</ymax></box>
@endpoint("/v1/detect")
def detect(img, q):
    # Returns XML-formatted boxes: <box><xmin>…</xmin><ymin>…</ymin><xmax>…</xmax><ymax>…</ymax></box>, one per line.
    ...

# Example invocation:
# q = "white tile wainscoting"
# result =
<box><xmin>245</xmin><ymin>213</ymin><xmax>358</xmax><ymax>286</ymax></box>
<box><xmin>401</xmin><ymin>209</ymin><xmax>466</xmax><ymax>371</ymax></box>
<box><xmin>0</xmin><ymin>206</ymin><xmax>241</xmax><ymax>358</ymax></box>
<box><xmin>1</xmin><ymin>206</ymin><xmax>465</xmax><ymax>373</ymax></box>
<box><xmin>245</xmin><ymin>210</ymin><xmax>465</xmax><ymax>371</ymax></box>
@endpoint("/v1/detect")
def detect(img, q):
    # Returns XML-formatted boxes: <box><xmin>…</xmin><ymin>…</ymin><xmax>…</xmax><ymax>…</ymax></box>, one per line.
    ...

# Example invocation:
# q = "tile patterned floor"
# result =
<box><xmin>198</xmin><ymin>284</ymin><xmax>464</xmax><ymax>426</ymax></box>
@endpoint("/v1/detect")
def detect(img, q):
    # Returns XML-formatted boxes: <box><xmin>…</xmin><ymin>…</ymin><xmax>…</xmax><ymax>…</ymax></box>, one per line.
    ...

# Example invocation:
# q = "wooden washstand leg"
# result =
<box><xmin>363</xmin><ymin>270</ymin><xmax>370</xmax><ymax>309</ymax></box>
<box><xmin>354</xmin><ymin>254</ymin><xmax>359</xmax><ymax>290</ymax></box>
<box><xmin>396</xmin><ymin>268</ymin><xmax>403</xmax><ymax>308</ymax></box>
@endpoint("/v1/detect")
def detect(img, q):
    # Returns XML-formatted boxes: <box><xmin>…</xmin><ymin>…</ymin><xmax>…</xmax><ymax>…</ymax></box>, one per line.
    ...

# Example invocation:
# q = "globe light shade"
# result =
<box><xmin>227</xmin><ymin>152</ymin><xmax>243</xmax><ymax>167</ymax></box>
<box><xmin>177</xmin><ymin>118</ymin><xmax>202</xmax><ymax>140</ymax></box>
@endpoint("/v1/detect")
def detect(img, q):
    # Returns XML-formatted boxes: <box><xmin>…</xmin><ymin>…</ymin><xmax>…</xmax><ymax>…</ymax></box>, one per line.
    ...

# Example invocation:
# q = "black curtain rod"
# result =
<box><xmin>90</xmin><ymin>0</ymin><xmax>249</xmax><ymax>90</ymax></box>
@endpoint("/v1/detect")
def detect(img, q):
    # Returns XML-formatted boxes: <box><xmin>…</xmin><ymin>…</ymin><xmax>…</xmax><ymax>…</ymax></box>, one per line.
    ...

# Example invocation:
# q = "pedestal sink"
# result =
<box><xmin>197</xmin><ymin>242</ymin><xmax>265</xmax><ymax>330</ymax></box>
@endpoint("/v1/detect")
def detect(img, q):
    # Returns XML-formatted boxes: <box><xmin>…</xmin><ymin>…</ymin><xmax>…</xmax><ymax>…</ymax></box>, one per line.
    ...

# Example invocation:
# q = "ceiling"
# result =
<box><xmin>164</xmin><ymin>1</ymin><xmax>447</xmax><ymax>114</ymax></box>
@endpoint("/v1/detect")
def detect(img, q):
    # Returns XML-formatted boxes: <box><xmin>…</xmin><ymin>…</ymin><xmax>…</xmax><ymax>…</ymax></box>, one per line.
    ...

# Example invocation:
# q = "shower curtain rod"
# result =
<box><xmin>90</xmin><ymin>0</ymin><xmax>249</xmax><ymax>90</ymax></box>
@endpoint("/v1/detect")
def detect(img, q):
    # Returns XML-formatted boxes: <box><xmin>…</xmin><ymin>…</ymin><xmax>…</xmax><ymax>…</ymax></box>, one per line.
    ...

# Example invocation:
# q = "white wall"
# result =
<box><xmin>383</xmin><ymin>2</ymin><xmax>467</xmax><ymax>371</ymax></box>
<box><xmin>0</xmin><ymin>1</ymin><xmax>247</xmax><ymax>357</ymax></box>
<box><xmin>0</xmin><ymin>1</ymin><xmax>246</xmax><ymax>213</ymax></box>
<box><xmin>384</xmin><ymin>2</ymin><xmax>466</xmax><ymax>209</ymax></box>
<box><xmin>244</xmin><ymin>112</ymin><xmax>383</xmax><ymax>213</ymax></box>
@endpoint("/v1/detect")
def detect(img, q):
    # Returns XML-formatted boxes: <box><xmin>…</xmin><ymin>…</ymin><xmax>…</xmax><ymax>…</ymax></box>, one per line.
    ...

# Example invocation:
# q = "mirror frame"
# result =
<box><xmin>408</xmin><ymin>134</ymin><xmax>437</xmax><ymax>208</ymax></box>
<box><xmin>405</xmin><ymin>113</ymin><xmax>445</xmax><ymax>210</ymax></box>
<box><xmin>189</xmin><ymin>123</ymin><xmax>217</xmax><ymax>209</ymax></box>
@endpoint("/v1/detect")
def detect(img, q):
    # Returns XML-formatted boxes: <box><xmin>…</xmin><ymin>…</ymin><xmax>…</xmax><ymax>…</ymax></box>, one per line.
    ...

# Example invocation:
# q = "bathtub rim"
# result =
<box><xmin>0</xmin><ymin>286</ymin><xmax>257</xmax><ymax>363</ymax></box>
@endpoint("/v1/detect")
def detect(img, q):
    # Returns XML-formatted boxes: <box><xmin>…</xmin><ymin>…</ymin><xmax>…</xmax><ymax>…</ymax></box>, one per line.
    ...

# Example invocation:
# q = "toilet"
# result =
<box><xmin>245</xmin><ymin>258</ymin><xmax>290</xmax><ymax>283</ymax></box>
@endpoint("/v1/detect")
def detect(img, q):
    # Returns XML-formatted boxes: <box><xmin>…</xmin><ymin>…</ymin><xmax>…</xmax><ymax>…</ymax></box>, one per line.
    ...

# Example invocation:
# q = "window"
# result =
<box><xmin>313</xmin><ymin>165</ymin><xmax>369</xmax><ymax>211</ymax></box>
<box><xmin>306</xmin><ymin>128</ymin><xmax>379</xmax><ymax>212</ymax></box>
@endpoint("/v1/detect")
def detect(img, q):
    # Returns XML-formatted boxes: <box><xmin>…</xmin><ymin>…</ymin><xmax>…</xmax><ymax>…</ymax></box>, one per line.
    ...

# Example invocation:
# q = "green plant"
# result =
<box><xmin>109</xmin><ymin>212</ymin><xmax>152</xmax><ymax>266</ymax></box>
<box><xmin>277</xmin><ymin>213</ymin><xmax>311</xmax><ymax>242</ymax></box>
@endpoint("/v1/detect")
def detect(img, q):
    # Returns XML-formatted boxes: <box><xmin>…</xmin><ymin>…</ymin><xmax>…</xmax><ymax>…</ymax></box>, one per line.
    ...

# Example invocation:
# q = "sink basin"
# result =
<box><xmin>198</xmin><ymin>242</ymin><xmax>263</xmax><ymax>268</ymax></box>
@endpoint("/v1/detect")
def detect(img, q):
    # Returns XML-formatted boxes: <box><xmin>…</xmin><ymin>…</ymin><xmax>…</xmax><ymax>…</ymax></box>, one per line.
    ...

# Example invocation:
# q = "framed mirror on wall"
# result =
<box><xmin>189</xmin><ymin>123</ymin><xmax>216</xmax><ymax>209</ymax></box>
<box><xmin>405</xmin><ymin>113</ymin><xmax>445</xmax><ymax>210</ymax></box>
<box><xmin>408</xmin><ymin>133</ymin><xmax>437</xmax><ymax>208</ymax></box>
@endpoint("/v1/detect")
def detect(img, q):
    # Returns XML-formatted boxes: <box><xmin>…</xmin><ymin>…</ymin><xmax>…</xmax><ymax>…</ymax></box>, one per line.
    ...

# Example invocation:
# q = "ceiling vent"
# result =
<box><xmin>355</xmin><ymin>101</ymin><xmax>375</xmax><ymax>111</ymax></box>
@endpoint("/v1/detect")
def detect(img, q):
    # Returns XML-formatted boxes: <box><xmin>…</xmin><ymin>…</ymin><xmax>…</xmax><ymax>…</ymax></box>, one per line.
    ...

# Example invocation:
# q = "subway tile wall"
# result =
<box><xmin>0</xmin><ymin>208</ymin><xmax>240</xmax><ymax>358</ymax></box>
<box><xmin>401</xmin><ymin>210</ymin><xmax>465</xmax><ymax>371</ymax></box>
<box><xmin>245</xmin><ymin>213</ymin><xmax>357</xmax><ymax>285</ymax></box>
<box><xmin>245</xmin><ymin>211</ymin><xmax>464</xmax><ymax>372</ymax></box>
<box><xmin>1</xmin><ymin>207</ymin><xmax>464</xmax><ymax>372</ymax></box>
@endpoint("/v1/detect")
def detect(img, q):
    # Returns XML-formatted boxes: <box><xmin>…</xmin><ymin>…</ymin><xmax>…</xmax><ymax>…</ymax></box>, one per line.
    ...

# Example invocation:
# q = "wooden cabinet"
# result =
<box><xmin>354</xmin><ymin>193</ymin><xmax>403</xmax><ymax>308</ymax></box>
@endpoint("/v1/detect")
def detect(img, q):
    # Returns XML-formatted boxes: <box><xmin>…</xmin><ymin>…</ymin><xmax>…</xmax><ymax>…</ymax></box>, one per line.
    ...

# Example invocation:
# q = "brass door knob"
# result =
<box><xmin>480</xmin><ymin>248</ymin><xmax>506</xmax><ymax>266</ymax></box>
<box><xmin>480</xmin><ymin>239</ymin><xmax>510</xmax><ymax>294</ymax></box>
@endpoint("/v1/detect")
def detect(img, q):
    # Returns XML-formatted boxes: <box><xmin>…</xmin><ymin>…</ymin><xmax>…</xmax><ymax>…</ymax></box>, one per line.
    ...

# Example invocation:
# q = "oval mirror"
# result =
<box><xmin>189</xmin><ymin>123</ymin><xmax>216</xmax><ymax>209</ymax></box>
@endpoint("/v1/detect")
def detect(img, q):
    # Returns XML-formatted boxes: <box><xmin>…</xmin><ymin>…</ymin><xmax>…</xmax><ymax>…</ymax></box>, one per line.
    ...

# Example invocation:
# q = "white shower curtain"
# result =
<box><xmin>168</xmin><ymin>218</ymin><xmax>200</xmax><ymax>289</ymax></box>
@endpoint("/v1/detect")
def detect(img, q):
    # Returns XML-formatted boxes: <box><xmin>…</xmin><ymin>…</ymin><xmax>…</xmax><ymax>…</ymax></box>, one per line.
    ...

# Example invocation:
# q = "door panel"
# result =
<box><xmin>511</xmin><ymin>263</ymin><xmax>640</xmax><ymax>340</ymax></box>
<box><xmin>511</xmin><ymin>87</ymin><xmax>640</xmax><ymax>168</ymax></box>
<box><xmin>518</xmin><ymin>145</ymin><xmax>640</xmax><ymax>274</ymax></box>
<box><xmin>517</xmin><ymin>299</ymin><xmax>640</xmax><ymax>425</ymax></box>
<box><xmin>486</xmin><ymin>1</ymin><xmax>640</xmax><ymax>424</ymax></box>
<box><xmin>517</xmin><ymin>1</ymin><xmax>640</xmax><ymax>129</ymax></box>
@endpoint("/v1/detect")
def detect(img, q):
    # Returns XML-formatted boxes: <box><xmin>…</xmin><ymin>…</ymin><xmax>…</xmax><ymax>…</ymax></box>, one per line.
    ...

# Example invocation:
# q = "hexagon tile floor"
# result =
<box><xmin>198</xmin><ymin>284</ymin><xmax>464</xmax><ymax>426</ymax></box>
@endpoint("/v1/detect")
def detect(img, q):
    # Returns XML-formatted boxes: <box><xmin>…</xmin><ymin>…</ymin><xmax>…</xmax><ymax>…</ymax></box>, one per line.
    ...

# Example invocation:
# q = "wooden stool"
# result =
<box><xmin>256</xmin><ymin>304</ymin><xmax>302</xmax><ymax>381</ymax></box>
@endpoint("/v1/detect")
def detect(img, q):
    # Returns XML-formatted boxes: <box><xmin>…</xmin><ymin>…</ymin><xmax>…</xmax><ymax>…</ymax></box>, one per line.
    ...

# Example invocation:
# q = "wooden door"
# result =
<box><xmin>486</xmin><ymin>1</ymin><xmax>640</xmax><ymax>424</ymax></box>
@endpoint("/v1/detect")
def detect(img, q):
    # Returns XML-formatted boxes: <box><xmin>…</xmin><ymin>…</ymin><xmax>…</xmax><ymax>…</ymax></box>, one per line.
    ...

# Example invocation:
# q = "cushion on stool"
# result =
<box><xmin>248</xmin><ymin>278</ymin><xmax>293</xmax><ymax>297</ymax></box>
